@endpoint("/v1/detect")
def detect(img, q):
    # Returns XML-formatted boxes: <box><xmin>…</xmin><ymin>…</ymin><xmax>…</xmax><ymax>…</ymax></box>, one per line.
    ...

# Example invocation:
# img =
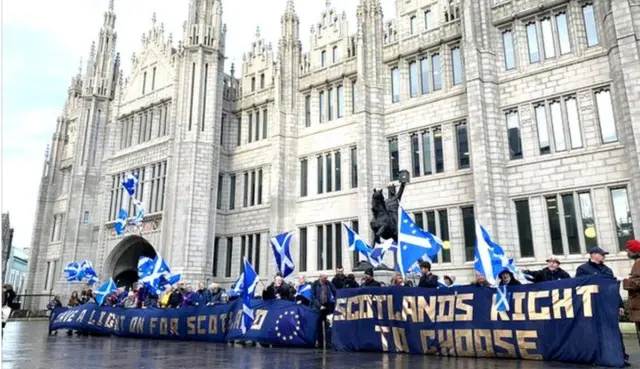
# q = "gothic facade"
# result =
<box><xmin>26</xmin><ymin>0</ymin><xmax>640</xmax><ymax>305</ymax></box>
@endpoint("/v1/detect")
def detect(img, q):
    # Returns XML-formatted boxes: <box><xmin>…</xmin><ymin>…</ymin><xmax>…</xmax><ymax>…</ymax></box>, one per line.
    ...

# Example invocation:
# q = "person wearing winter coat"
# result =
<box><xmin>623</xmin><ymin>240</ymin><xmax>640</xmax><ymax>347</ymax></box>
<box><xmin>498</xmin><ymin>270</ymin><xmax>521</xmax><ymax>286</ymax></box>
<box><xmin>524</xmin><ymin>255</ymin><xmax>571</xmax><ymax>283</ymax></box>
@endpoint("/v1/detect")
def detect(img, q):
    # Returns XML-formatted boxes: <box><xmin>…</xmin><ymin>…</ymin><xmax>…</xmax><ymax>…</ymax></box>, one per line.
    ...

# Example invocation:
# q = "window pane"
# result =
<box><xmin>299</xmin><ymin>228</ymin><xmax>307</xmax><ymax>272</ymax></box>
<box><xmin>326</xmin><ymin>225</ymin><xmax>333</xmax><ymax>270</ymax></box>
<box><xmin>225</xmin><ymin>238</ymin><xmax>233</xmax><ymax>277</ymax></box>
<box><xmin>565</xmin><ymin>97</ymin><xmax>582</xmax><ymax>149</ymax></box>
<box><xmin>391</xmin><ymin>68</ymin><xmax>400</xmax><ymax>102</ymax></box>
<box><xmin>422</xmin><ymin>131</ymin><xmax>432</xmax><ymax>175</ymax></box>
<box><xmin>351</xmin><ymin>80</ymin><xmax>356</xmax><ymax>113</ymax></box>
<box><xmin>556</xmin><ymin>13</ymin><xmax>571</xmax><ymax>55</ymax></box>
<box><xmin>317</xmin><ymin>226</ymin><xmax>324</xmax><ymax>270</ymax></box>
<box><xmin>300</xmin><ymin>159</ymin><xmax>308</xmax><ymax>197</ymax></box>
<box><xmin>432</xmin><ymin>54</ymin><xmax>442</xmax><ymax>90</ymax></box>
<box><xmin>335</xmin><ymin>151</ymin><xmax>341</xmax><ymax>191</ymax></box>
<box><xmin>439</xmin><ymin>210</ymin><xmax>451</xmax><ymax>262</ymax></box>
<box><xmin>456</xmin><ymin>123</ymin><xmax>470</xmax><ymax>169</ymax></box>
<box><xmin>535</xmin><ymin>104</ymin><xmax>551</xmax><ymax>155</ymax></box>
<box><xmin>579</xmin><ymin>192</ymin><xmax>598</xmax><ymax>250</ymax></box>
<box><xmin>229</xmin><ymin>175</ymin><xmax>236</xmax><ymax>209</ymax></box>
<box><xmin>317</xmin><ymin>156</ymin><xmax>323</xmax><ymax>194</ymax></box>
<box><xmin>326</xmin><ymin>155</ymin><xmax>332</xmax><ymax>192</ymax></box>
<box><xmin>414</xmin><ymin>212</ymin><xmax>424</xmax><ymax>229</ymax></box>
<box><xmin>389</xmin><ymin>138</ymin><xmax>399</xmax><ymax>181</ymax></box>
<box><xmin>583</xmin><ymin>4</ymin><xmax>599</xmax><ymax>47</ymax></box>
<box><xmin>216</xmin><ymin>175</ymin><xmax>223</xmax><ymax>209</ymax></box>
<box><xmin>595</xmin><ymin>89</ymin><xmax>617</xmax><ymax>143</ymax></box>
<box><xmin>462</xmin><ymin>206</ymin><xmax>476</xmax><ymax>262</ymax></box>
<box><xmin>335</xmin><ymin>223</ymin><xmax>342</xmax><ymax>268</ymax></box>
<box><xmin>562</xmin><ymin>194</ymin><xmax>581</xmax><ymax>254</ymax></box>
<box><xmin>515</xmin><ymin>200</ymin><xmax>534</xmax><ymax>257</ymax></box>
<box><xmin>507</xmin><ymin>111</ymin><xmax>523</xmax><ymax>160</ymax></box>
<box><xmin>526</xmin><ymin>23</ymin><xmax>540</xmax><ymax>63</ymax></box>
<box><xmin>409</xmin><ymin>62</ymin><xmax>419</xmax><ymax>97</ymax></box>
<box><xmin>321</xmin><ymin>50</ymin><xmax>326</xmax><ymax>67</ymax></box>
<box><xmin>541</xmin><ymin>18</ymin><xmax>555</xmax><ymax>59</ymax></box>
<box><xmin>248</xmin><ymin>114</ymin><xmax>253</xmax><ymax>143</ymax></box>
<box><xmin>305</xmin><ymin>95</ymin><xmax>311</xmax><ymax>127</ymax></box>
<box><xmin>611</xmin><ymin>188</ymin><xmax>634</xmax><ymax>251</ymax></box>
<box><xmin>411</xmin><ymin>134</ymin><xmax>420</xmax><ymax>177</ymax></box>
<box><xmin>240</xmin><ymin>236</ymin><xmax>246</xmax><ymax>272</ymax></box>
<box><xmin>255</xmin><ymin>234</ymin><xmax>261</xmax><ymax>273</ymax></box>
<box><xmin>434</xmin><ymin>127</ymin><xmax>444</xmax><ymax>173</ymax></box>
<box><xmin>546</xmin><ymin>196</ymin><xmax>564</xmax><ymax>255</ymax></box>
<box><xmin>337</xmin><ymin>85</ymin><xmax>344</xmax><ymax>118</ymax></box>
<box><xmin>243</xmin><ymin>172</ymin><xmax>248</xmax><ymax>207</ymax></box>
<box><xmin>319</xmin><ymin>91</ymin><xmax>325</xmax><ymax>123</ymax></box>
<box><xmin>351</xmin><ymin>147</ymin><xmax>358</xmax><ymax>188</ymax></box>
<box><xmin>503</xmin><ymin>30</ymin><xmax>516</xmax><ymax>70</ymax></box>
<box><xmin>420</xmin><ymin>58</ymin><xmax>430</xmax><ymax>94</ymax></box>
<box><xmin>550</xmin><ymin>100</ymin><xmax>566</xmax><ymax>151</ymax></box>
<box><xmin>424</xmin><ymin>11</ymin><xmax>431</xmax><ymax>29</ymax></box>
<box><xmin>263</xmin><ymin>109</ymin><xmax>268</xmax><ymax>139</ymax></box>
<box><xmin>410</xmin><ymin>16</ymin><xmax>417</xmax><ymax>34</ymax></box>
<box><xmin>333</xmin><ymin>46</ymin><xmax>339</xmax><ymax>63</ymax></box>
<box><xmin>451</xmin><ymin>47</ymin><xmax>463</xmax><ymax>85</ymax></box>
<box><xmin>351</xmin><ymin>221</ymin><xmax>359</xmax><ymax>268</ymax></box>
<box><xmin>426</xmin><ymin>211</ymin><xmax>437</xmax><ymax>264</ymax></box>
<box><xmin>255</xmin><ymin>111</ymin><xmax>260</xmax><ymax>141</ymax></box>
<box><xmin>328</xmin><ymin>88</ymin><xmax>334</xmax><ymax>121</ymax></box>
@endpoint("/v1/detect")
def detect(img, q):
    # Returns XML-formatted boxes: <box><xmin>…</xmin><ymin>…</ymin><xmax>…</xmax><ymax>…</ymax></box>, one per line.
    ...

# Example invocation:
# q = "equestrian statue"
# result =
<box><xmin>369</xmin><ymin>182</ymin><xmax>406</xmax><ymax>248</ymax></box>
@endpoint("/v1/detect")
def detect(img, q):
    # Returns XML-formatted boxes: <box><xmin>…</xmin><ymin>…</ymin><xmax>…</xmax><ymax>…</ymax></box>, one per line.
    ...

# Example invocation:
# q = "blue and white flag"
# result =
<box><xmin>270</xmin><ymin>231</ymin><xmax>295</xmax><ymax>278</ymax></box>
<box><xmin>343</xmin><ymin>223</ymin><xmax>382</xmax><ymax>267</ymax></box>
<box><xmin>228</xmin><ymin>273</ymin><xmax>244</xmax><ymax>298</ymax></box>
<box><xmin>474</xmin><ymin>221</ymin><xmax>523</xmax><ymax>286</ymax></box>
<box><xmin>95</xmin><ymin>278</ymin><xmax>117</xmax><ymax>306</ymax></box>
<box><xmin>63</xmin><ymin>262</ymin><xmax>80</xmax><ymax>282</ymax></box>
<box><xmin>79</xmin><ymin>260</ymin><xmax>99</xmax><ymax>285</ymax></box>
<box><xmin>114</xmin><ymin>209</ymin><xmax>128</xmax><ymax>236</ymax></box>
<box><xmin>495</xmin><ymin>285</ymin><xmax>511</xmax><ymax>312</ymax></box>
<box><xmin>241</xmin><ymin>258</ymin><xmax>260</xmax><ymax>334</ymax></box>
<box><xmin>396</xmin><ymin>206</ymin><xmax>443</xmax><ymax>277</ymax></box>
<box><xmin>121</xmin><ymin>173</ymin><xmax>139</xmax><ymax>196</ymax></box>
<box><xmin>296</xmin><ymin>283</ymin><xmax>312</xmax><ymax>301</ymax></box>
<box><xmin>138</xmin><ymin>255</ymin><xmax>179</xmax><ymax>295</ymax></box>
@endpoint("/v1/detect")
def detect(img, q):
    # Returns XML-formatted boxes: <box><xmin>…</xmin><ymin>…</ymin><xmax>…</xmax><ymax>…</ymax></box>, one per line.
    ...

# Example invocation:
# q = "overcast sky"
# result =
<box><xmin>1</xmin><ymin>0</ymin><xmax>395</xmax><ymax>251</ymax></box>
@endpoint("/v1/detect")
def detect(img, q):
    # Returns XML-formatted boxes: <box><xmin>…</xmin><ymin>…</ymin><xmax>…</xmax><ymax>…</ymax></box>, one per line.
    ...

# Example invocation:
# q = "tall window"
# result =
<box><xmin>251</xmin><ymin>77</ymin><xmax>256</xmax><ymax>92</ymax></box>
<box><xmin>299</xmin><ymin>227</ymin><xmax>308</xmax><ymax>272</ymax></box>
<box><xmin>503</xmin><ymin>29</ymin><xmax>516</xmax><ymax>70</ymax></box>
<box><xmin>260</xmin><ymin>73</ymin><xmax>265</xmax><ymax>89</ymax></box>
<box><xmin>506</xmin><ymin>110</ymin><xmax>523</xmax><ymax>160</ymax></box>
<box><xmin>257</xmin><ymin>169</ymin><xmax>263</xmax><ymax>205</ymax></box>
<box><xmin>248</xmin><ymin>113</ymin><xmax>253</xmax><ymax>143</ymax></box>
<box><xmin>451</xmin><ymin>47</ymin><xmax>463</xmax><ymax>85</ymax></box>
<box><xmin>566</xmin><ymin>97</ymin><xmax>583</xmax><ymax>149</ymax></box>
<box><xmin>515</xmin><ymin>200</ymin><xmax>534</xmax><ymax>257</ymax></box>
<box><xmin>456</xmin><ymin>122</ymin><xmax>470</xmax><ymax>169</ymax></box>
<box><xmin>337</xmin><ymin>85</ymin><xmax>344</xmax><ymax>118</ymax></box>
<box><xmin>389</xmin><ymin>138</ymin><xmax>399</xmax><ymax>181</ymax></box>
<box><xmin>254</xmin><ymin>234</ymin><xmax>261</xmax><ymax>273</ymax></box>
<box><xmin>350</xmin><ymin>147</ymin><xmax>358</xmax><ymax>188</ymax></box>
<box><xmin>578</xmin><ymin>192</ymin><xmax>598</xmax><ymax>250</ymax></box>
<box><xmin>237</xmin><ymin>116</ymin><xmax>242</xmax><ymax>147</ymax></box>
<box><xmin>556</xmin><ymin>12</ymin><xmax>571</xmax><ymax>55</ymax></box>
<box><xmin>319</xmin><ymin>91</ymin><xmax>325</xmax><ymax>123</ymax></box>
<box><xmin>326</xmin><ymin>154</ymin><xmax>333</xmax><ymax>193</ymax></box>
<box><xmin>305</xmin><ymin>95</ymin><xmax>311</xmax><ymax>127</ymax></box>
<box><xmin>535</xmin><ymin>96</ymin><xmax>583</xmax><ymax>154</ymax></box>
<box><xmin>410</xmin><ymin>15</ymin><xmax>417</xmax><ymax>34</ymax></box>
<box><xmin>420</xmin><ymin>57</ymin><xmax>430</xmax><ymax>94</ymax></box>
<box><xmin>220</xmin><ymin>114</ymin><xmax>226</xmax><ymax>145</ymax></box>
<box><xmin>424</xmin><ymin>10</ymin><xmax>432</xmax><ymax>30</ymax></box>
<box><xmin>250</xmin><ymin>171</ymin><xmax>256</xmax><ymax>206</ymax></box>
<box><xmin>432</xmin><ymin>53</ymin><xmax>442</xmax><ymax>91</ymax></box>
<box><xmin>321</xmin><ymin>50</ymin><xmax>327</xmax><ymax>67</ymax></box>
<box><xmin>546</xmin><ymin>196</ymin><xmax>563</xmax><ymax>255</ymax></box>
<box><xmin>535</xmin><ymin>103</ymin><xmax>551</xmax><ymax>154</ymax></box>
<box><xmin>409</xmin><ymin>61</ymin><xmax>419</xmax><ymax>97</ymax></box>
<box><xmin>225</xmin><ymin>238</ymin><xmax>233</xmax><ymax>277</ymax></box>
<box><xmin>540</xmin><ymin>17</ymin><xmax>555</xmax><ymax>59</ymax></box>
<box><xmin>562</xmin><ymin>193</ymin><xmax>580</xmax><ymax>254</ymax></box>
<box><xmin>351</xmin><ymin>220</ymin><xmax>360</xmax><ymax>268</ymax></box>
<box><xmin>243</xmin><ymin>172</ymin><xmax>249</xmax><ymax>207</ymax></box>
<box><xmin>351</xmin><ymin>80</ymin><xmax>356</xmax><ymax>113</ymax></box>
<box><xmin>611</xmin><ymin>187</ymin><xmax>634</xmax><ymax>251</ymax></box>
<box><xmin>317</xmin><ymin>156</ymin><xmax>324</xmax><ymax>194</ymax></box>
<box><xmin>326</xmin><ymin>225</ymin><xmax>334</xmax><ymax>270</ymax></box>
<box><xmin>213</xmin><ymin>237</ymin><xmax>220</xmax><ymax>277</ymax></box>
<box><xmin>411</xmin><ymin>134</ymin><xmax>420</xmax><ymax>177</ymax></box>
<box><xmin>582</xmin><ymin>4</ymin><xmax>599</xmax><ymax>47</ymax></box>
<box><xmin>462</xmin><ymin>206</ymin><xmax>476</xmax><ymax>261</ymax></box>
<box><xmin>240</xmin><ymin>236</ymin><xmax>246</xmax><ymax>273</ymax></box>
<box><xmin>595</xmin><ymin>88</ymin><xmax>617</xmax><ymax>143</ymax></box>
<box><xmin>391</xmin><ymin>68</ymin><xmax>400</xmax><ymax>103</ymax></box>
<box><xmin>332</xmin><ymin>46</ymin><xmax>339</xmax><ymax>63</ymax></box>
<box><xmin>334</xmin><ymin>151</ymin><xmax>341</xmax><ymax>192</ymax></box>
<box><xmin>216</xmin><ymin>175</ymin><xmax>223</xmax><ymax>209</ymax></box>
<box><xmin>328</xmin><ymin>88</ymin><xmax>334</xmax><ymax>121</ymax></box>
<box><xmin>255</xmin><ymin>111</ymin><xmax>260</xmax><ymax>142</ymax></box>
<box><xmin>421</xmin><ymin>130</ymin><xmax>433</xmax><ymax>175</ymax></box>
<box><xmin>316</xmin><ymin>225</ymin><xmax>324</xmax><ymax>270</ymax></box>
<box><xmin>300</xmin><ymin>159</ymin><xmax>308</xmax><ymax>197</ymax></box>
<box><xmin>151</xmin><ymin>67</ymin><xmax>156</xmax><ymax>91</ymax></box>
<box><xmin>526</xmin><ymin>22</ymin><xmax>540</xmax><ymax>63</ymax></box>
<box><xmin>434</xmin><ymin>127</ymin><xmax>444</xmax><ymax>173</ymax></box>
<box><xmin>142</xmin><ymin>71</ymin><xmax>147</xmax><ymax>94</ymax></box>
<box><xmin>229</xmin><ymin>175</ymin><xmax>236</xmax><ymax>210</ymax></box>
<box><xmin>550</xmin><ymin>100</ymin><xmax>567</xmax><ymax>152</ymax></box>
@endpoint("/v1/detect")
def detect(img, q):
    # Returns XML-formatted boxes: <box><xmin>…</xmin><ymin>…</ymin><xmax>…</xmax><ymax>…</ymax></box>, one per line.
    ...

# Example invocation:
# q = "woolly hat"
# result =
<box><xmin>626</xmin><ymin>240</ymin><xmax>640</xmax><ymax>253</ymax></box>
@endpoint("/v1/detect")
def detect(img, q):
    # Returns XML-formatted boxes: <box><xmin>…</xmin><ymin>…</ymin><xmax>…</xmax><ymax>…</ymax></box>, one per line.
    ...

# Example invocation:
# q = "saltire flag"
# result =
<box><xmin>396</xmin><ymin>206</ymin><xmax>443</xmax><ymax>278</ymax></box>
<box><xmin>138</xmin><ymin>255</ymin><xmax>180</xmax><ymax>295</ymax></box>
<box><xmin>228</xmin><ymin>273</ymin><xmax>244</xmax><ymax>298</ymax></box>
<box><xmin>114</xmin><ymin>209</ymin><xmax>128</xmax><ymax>236</ymax></box>
<box><xmin>95</xmin><ymin>278</ymin><xmax>117</xmax><ymax>306</ymax></box>
<box><xmin>343</xmin><ymin>223</ymin><xmax>382</xmax><ymax>267</ymax></box>
<box><xmin>270</xmin><ymin>231</ymin><xmax>295</xmax><ymax>278</ymax></box>
<box><xmin>63</xmin><ymin>262</ymin><xmax>80</xmax><ymax>282</ymax></box>
<box><xmin>79</xmin><ymin>260</ymin><xmax>99</xmax><ymax>285</ymax></box>
<box><xmin>121</xmin><ymin>173</ymin><xmax>139</xmax><ymax>196</ymax></box>
<box><xmin>296</xmin><ymin>283</ymin><xmax>312</xmax><ymax>301</ymax></box>
<box><xmin>241</xmin><ymin>258</ymin><xmax>260</xmax><ymax>334</ymax></box>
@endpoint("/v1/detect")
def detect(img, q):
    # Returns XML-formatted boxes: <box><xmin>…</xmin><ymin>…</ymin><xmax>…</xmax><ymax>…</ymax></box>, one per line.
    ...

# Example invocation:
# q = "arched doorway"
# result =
<box><xmin>104</xmin><ymin>235</ymin><xmax>157</xmax><ymax>288</ymax></box>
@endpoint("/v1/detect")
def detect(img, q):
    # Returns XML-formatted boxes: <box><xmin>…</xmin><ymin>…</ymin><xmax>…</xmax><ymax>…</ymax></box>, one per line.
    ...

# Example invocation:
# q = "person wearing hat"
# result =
<box><xmin>523</xmin><ymin>256</ymin><xmax>570</xmax><ymax>283</ymax></box>
<box><xmin>498</xmin><ymin>270</ymin><xmax>521</xmax><ymax>286</ymax></box>
<box><xmin>418</xmin><ymin>261</ymin><xmax>439</xmax><ymax>288</ymax></box>
<box><xmin>623</xmin><ymin>240</ymin><xmax>640</xmax><ymax>347</ymax></box>
<box><xmin>362</xmin><ymin>268</ymin><xmax>381</xmax><ymax>287</ymax></box>
<box><xmin>575</xmin><ymin>247</ymin><xmax>616</xmax><ymax>278</ymax></box>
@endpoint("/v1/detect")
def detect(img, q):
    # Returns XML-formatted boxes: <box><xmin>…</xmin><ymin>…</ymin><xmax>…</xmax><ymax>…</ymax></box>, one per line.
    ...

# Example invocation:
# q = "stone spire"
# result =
<box><xmin>286</xmin><ymin>0</ymin><xmax>295</xmax><ymax>14</ymax></box>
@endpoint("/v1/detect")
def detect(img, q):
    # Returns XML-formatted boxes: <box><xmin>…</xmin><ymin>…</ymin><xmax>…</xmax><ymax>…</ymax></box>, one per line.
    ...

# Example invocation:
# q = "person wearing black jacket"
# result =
<box><xmin>498</xmin><ymin>270</ymin><xmax>521</xmax><ymax>286</ymax></box>
<box><xmin>344</xmin><ymin>274</ymin><xmax>359</xmax><ymax>288</ymax></box>
<box><xmin>311</xmin><ymin>274</ymin><xmax>337</xmax><ymax>348</ymax></box>
<box><xmin>361</xmin><ymin>268</ymin><xmax>382</xmax><ymax>287</ymax></box>
<box><xmin>331</xmin><ymin>266</ymin><xmax>347</xmax><ymax>289</ymax></box>
<box><xmin>418</xmin><ymin>261</ymin><xmax>439</xmax><ymax>288</ymax></box>
<box><xmin>524</xmin><ymin>256</ymin><xmax>571</xmax><ymax>283</ymax></box>
<box><xmin>168</xmin><ymin>287</ymin><xmax>184</xmax><ymax>308</ymax></box>
<box><xmin>262</xmin><ymin>276</ymin><xmax>293</xmax><ymax>301</ymax></box>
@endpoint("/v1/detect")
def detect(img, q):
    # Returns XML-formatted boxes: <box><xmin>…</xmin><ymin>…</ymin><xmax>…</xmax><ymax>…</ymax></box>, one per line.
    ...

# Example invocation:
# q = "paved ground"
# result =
<box><xmin>2</xmin><ymin>321</ymin><xmax>639</xmax><ymax>369</ymax></box>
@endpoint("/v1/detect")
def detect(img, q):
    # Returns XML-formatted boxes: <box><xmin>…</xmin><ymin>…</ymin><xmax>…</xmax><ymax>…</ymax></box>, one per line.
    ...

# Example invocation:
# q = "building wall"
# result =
<box><xmin>25</xmin><ymin>0</ymin><xmax>640</xmax><ymax>303</ymax></box>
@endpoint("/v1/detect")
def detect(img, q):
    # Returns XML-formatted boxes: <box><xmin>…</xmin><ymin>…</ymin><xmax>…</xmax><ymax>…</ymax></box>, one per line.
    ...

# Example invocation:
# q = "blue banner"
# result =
<box><xmin>49</xmin><ymin>299</ymin><xmax>317</xmax><ymax>347</ymax></box>
<box><xmin>332</xmin><ymin>276</ymin><xmax>625</xmax><ymax>367</ymax></box>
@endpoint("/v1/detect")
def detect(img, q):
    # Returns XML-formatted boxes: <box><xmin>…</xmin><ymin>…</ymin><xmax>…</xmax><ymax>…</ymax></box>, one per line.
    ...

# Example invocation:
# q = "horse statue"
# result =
<box><xmin>369</xmin><ymin>182</ymin><xmax>406</xmax><ymax>247</ymax></box>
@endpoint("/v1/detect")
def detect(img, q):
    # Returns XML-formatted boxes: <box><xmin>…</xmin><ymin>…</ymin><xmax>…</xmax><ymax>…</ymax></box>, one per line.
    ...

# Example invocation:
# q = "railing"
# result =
<box><xmin>8</xmin><ymin>293</ymin><xmax>54</xmax><ymax>318</ymax></box>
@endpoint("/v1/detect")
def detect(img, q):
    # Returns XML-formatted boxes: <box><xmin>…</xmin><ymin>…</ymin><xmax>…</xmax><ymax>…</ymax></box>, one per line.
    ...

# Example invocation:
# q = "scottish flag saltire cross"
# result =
<box><xmin>270</xmin><ymin>231</ymin><xmax>295</xmax><ymax>278</ymax></box>
<box><xmin>343</xmin><ymin>223</ymin><xmax>382</xmax><ymax>267</ymax></box>
<box><xmin>473</xmin><ymin>221</ymin><xmax>526</xmax><ymax>286</ymax></box>
<box><xmin>396</xmin><ymin>206</ymin><xmax>443</xmax><ymax>278</ymax></box>
<box><xmin>80</xmin><ymin>260</ymin><xmax>99</xmax><ymax>285</ymax></box>
<box><xmin>228</xmin><ymin>273</ymin><xmax>244</xmax><ymax>298</ymax></box>
<box><xmin>495</xmin><ymin>285</ymin><xmax>511</xmax><ymax>312</ymax></box>
<box><xmin>114</xmin><ymin>209</ymin><xmax>128</xmax><ymax>236</ymax></box>
<box><xmin>138</xmin><ymin>255</ymin><xmax>180</xmax><ymax>295</ymax></box>
<box><xmin>121</xmin><ymin>173</ymin><xmax>139</xmax><ymax>196</ymax></box>
<box><xmin>241</xmin><ymin>258</ymin><xmax>260</xmax><ymax>334</ymax></box>
<box><xmin>296</xmin><ymin>283</ymin><xmax>312</xmax><ymax>301</ymax></box>
<box><xmin>95</xmin><ymin>278</ymin><xmax>117</xmax><ymax>306</ymax></box>
<box><xmin>63</xmin><ymin>262</ymin><xmax>80</xmax><ymax>282</ymax></box>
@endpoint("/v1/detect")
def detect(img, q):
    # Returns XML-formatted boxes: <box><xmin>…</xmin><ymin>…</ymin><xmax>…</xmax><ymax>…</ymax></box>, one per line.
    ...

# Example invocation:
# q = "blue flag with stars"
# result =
<box><xmin>396</xmin><ymin>205</ymin><xmax>443</xmax><ymax>278</ymax></box>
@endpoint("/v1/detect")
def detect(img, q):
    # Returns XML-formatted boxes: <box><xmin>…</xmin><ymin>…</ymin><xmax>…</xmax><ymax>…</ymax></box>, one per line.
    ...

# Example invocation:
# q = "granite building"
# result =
<box><xmin>25</xmin><ymin>0</ymin><xmax>640</xmax><ymax>305</ymax></box>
